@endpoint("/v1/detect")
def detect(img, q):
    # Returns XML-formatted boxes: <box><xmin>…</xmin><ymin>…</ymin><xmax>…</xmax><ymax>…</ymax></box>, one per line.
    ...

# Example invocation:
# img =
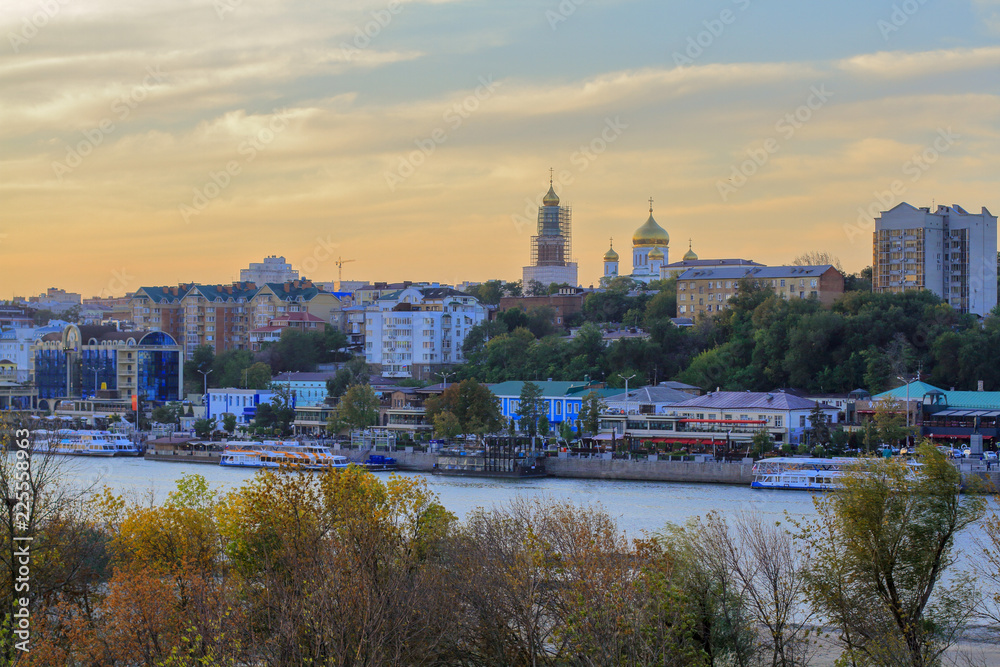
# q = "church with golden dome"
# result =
<box><xmin>603</xmin><ymin>199</ymin><xmax>673</xmax><ymax>284</ymax></box>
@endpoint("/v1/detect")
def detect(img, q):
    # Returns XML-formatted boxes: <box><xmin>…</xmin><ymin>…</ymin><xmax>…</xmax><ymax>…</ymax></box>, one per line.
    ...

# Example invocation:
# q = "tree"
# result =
<box><xmin>578</xmin><ymin>390</ymin><xmax>604</xmax><ymax>437</ymax></box>
<box><xmin>559</xmin><ymin>421</ymin><xmax>574</xmax><ymax>442</ymax></box>
<box><xmin>184</xmin><ymin>344</ymin><xmax>215</xmax><ymax>391</ymax></box>
<box><xmin>525</xmin><ymin>279</ymin><xmax>546</xmax><ymax>296</ymax></box>
<box><xmin>222</xmin><ymin>413</ymin><xmax>237</xmax><ymax>434</ymax></box>
<box><xmin>515</xmin><ymin>381</ymin><xmax>546</xmax><ymax>442</ymax></box>
<box><xmin>336</xmin><ymin>384</ymin><xmax>380</xmax><ymax>432</ymax></box>
<box><xmin>325</xmin><ymin>357</ymin><xmax>370</xmax><ymax>399</ymax></box>
<box><xmin>433</xmin><ymin>411</ymin><xmax>462</xmax><ymax>440</ymax></box>
<box><xmin>193</xmin><ymin>418</ymin><xmax>213</xmax><ymax>438</ymax></box>
<box><xmin>807</xmin><ymin>403</ymin><xmax>831</xmax><ymax>445</ymax></box>
<box><xmin>795</xmin><ymin>444</ymin><xmax>985</xmax><ymax>666</ymax></box>
<box><xmin>750</xmin><ymin>429</ymin><xmax>775</xmax><ymax>459</ymax></box>
<box><xmin>464</xmin><ymin>279</ymin><xmax>505</xmax><ymax>305</ymax></box>
<box><xmin>791</xmin><ymin>250</ymin><xmax>844</xmax><ymax>273</ymax></box>
<box><xmin>244</xmin><ymin>361</ymin><xmax>272</xmax><ymax>389</ymax></box>
<box><xmin>873</xmin><ymin>396</ymin><xmax>908</xmax><ymax>447</ymax></box>
<box><xmin>537</xmin><ymin>414</ymin><xmax>550</xmax><ymax>438</ymax></box>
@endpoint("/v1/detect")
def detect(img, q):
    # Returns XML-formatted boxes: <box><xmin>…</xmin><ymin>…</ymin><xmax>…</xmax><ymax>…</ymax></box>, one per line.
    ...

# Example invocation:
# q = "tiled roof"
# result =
<box><xmin>604</xmin><ymin>385</ymin><xmax>692</xmax><ymax>404</ymax></box>
<box><xmin>664</xmin><ymin>258</ymin><xmax>763</xmax><ymax>268</ymax></box>
<box><xmin>489</xmin><ymin>380</ymin><xmax>610</xmax><ymax>398</ymax></box>
<box><xmin>271</xmin><ymin>371</ymin><xmax>341</xmax><ymax>382</ymax></box>
<box><xmin>874</xmin><ymin>381</ymin><xmax>1000</xmax><ymax>410</ymax></box>
<box><xmin>676</xmin><ymin>265</ymin><xmax>837</xmax><ymax>281</ymax></box>
<box><xmin>673</xmin><ymin>391</ymin><xmax>834</xmax><ymax>411</ymax></box>
<box><xmin>272</xmin><ymin>312</ymin><xmax>325</xmax><ymax>323</ymax></box>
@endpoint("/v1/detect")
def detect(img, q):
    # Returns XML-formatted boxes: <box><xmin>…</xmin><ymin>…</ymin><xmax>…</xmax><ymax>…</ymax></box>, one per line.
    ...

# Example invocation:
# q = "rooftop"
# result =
<box><xmin>673</xmin><ymin>390</ymin><xmax>835</xmax><ymax>411</ymax></box>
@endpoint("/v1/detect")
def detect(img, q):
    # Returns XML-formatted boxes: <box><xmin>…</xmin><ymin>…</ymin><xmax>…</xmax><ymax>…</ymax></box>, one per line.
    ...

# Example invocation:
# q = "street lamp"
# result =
<box><xmin>617</xmin><ymin>373</ymin><xmax>636</xmax><ymax>447</ymax></box>
<box><xmin>435</xmin><ymin>371</ymin><xmax>455</xmax><ymax>387</ymax></box>
<box><xmin>896</xmin><ymin>375</ymin><xmax>911</xmax><ymax>429</ymax></box>
<box><xmin>198</xmin><ymin>369</ymin><xmax>213</xmax><ymax>396</ymax></box>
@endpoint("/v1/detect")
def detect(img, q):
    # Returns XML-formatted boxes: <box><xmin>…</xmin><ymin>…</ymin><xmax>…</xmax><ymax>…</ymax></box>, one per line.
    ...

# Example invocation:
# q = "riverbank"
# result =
<box><xmin>142</xmin><ymin>448</ymin><xmax>1000</xmax><ymax>490</ymax></box>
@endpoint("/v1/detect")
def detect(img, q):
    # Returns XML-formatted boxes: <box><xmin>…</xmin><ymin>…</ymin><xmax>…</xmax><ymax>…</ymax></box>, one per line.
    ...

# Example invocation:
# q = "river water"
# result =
<box><xmin>61</xmin><ymin>456</ymin><xmax>818</xmax><ymax>534</ymax></box>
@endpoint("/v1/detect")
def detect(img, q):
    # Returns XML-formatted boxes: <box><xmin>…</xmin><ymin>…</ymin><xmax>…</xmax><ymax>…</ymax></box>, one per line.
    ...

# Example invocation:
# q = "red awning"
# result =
<box><xmin>679</xmin><ymin>419</ymin><xmax>767</xmax><ymax>424</ymax></box>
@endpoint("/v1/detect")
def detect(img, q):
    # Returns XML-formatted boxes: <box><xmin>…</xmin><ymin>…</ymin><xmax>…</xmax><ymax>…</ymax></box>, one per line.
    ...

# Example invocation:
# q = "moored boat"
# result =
<box><xmin>34</xmin><ymin>429</ymin><xmax>118</xmax><ymax>457</ymax></box>
<box><xmin>219</xmin><ymin>440</ymin><xmax>350</xmax><ymax>470</ymax></box>
<box><xmin>751</xmin><ymin>456</ymin><xmax>919</xmax><ymax>490</ymax></box>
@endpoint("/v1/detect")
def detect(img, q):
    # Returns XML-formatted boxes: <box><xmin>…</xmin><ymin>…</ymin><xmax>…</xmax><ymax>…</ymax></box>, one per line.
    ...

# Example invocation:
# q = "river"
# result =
<box><xmin>62</xmin><ymin>456</ymin><xmax>820</xmax><ymax>534</ymax></box>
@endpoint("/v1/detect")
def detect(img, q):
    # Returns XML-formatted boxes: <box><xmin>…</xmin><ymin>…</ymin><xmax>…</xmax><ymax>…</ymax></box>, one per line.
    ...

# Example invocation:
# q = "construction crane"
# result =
<box><xmin>334</xmin><ymin>257</ymin><xmax>356</xmax><ymax>290</ymax></box>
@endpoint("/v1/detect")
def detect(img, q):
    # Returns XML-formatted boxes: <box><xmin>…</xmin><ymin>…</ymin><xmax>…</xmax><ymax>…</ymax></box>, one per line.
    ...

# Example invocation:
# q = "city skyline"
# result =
<box><xmin>3</xmin><ymin>0</ymin><xmax>1000</xmax><ymax>297</ymax></box>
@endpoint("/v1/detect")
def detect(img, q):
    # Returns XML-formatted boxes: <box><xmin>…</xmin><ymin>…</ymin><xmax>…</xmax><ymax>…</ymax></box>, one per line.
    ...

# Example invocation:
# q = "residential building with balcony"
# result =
<box><xmin>676</xmin><ymin>265</ymin><xmax>844</xmax><ymax>318</ymax></box>
<box><xmin>364</xmin><ymin>287</ymin><xmax>488</xmax><ymax>380</ymax></box>
<box><xmin>239</xmin><ymin>255</ymin><xmax>298</xmax><ymax>287</ymax></box>
<box><xmin>250</xmin><ymin>281</ymin><xmax>344</xmax><ymax>332</ymax></box>
<box><xmin>873</xmin><ymin>203</ymin><xmax>997</xmax><ymax>316</ymax></box>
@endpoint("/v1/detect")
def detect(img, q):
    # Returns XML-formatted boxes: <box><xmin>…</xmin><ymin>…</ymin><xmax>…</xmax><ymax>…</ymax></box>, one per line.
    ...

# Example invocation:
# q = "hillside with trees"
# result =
<box><xmin>458</xmin><ymin>271</ymin><xmax>999</xmax><ymax>393</ymax></box>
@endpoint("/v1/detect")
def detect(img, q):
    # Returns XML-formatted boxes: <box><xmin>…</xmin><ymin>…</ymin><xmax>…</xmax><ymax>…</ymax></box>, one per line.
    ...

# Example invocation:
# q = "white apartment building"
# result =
<box><xmin>364</xmin><ymin>287</ymin><xmax>487</xmax><ymax>380</ymax></box>
<box><xmin>239</xmin><ymin>255</ymin><xmax>299</xmax><ymax>287</ymax></box>
<box><xmin>874</xmin><ymin>203</ymin><xmax>997</xmax><ymax>316</ymax></box>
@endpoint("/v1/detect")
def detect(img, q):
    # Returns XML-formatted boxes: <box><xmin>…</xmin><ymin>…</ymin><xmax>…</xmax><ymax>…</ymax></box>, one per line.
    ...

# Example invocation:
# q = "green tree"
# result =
<box><xmin>193</xmin><ymin>418</ymin><xmax>213</xmax><ymax>438</ymax></box>
<box><xmin>807</xmin><ymin>403</ymin><xmax>831</xmax><ymax>445</ymax></box>
<box><xmin>325</xmin><ymin>356</ymin><xmax>370</xmax><ymax>398</ymax></box>
<box><xmin>538</xmin><ymin>414</ymin><xmax>550</xmax><ymax>438</ymax></box>
<box><xmin>244</xmin><ymin>361</ymin><xmax>272</xmax><ymax>389</ymax></box>
<box><xmin>222</xmin><ymin>413</ymin><xmax>237</xmax><ymax>434</ymax></box>
<box><xmin>578</xmin><ymin>390</ymin><xmax>604</xmax><ymax>437</ymax></box>
<box><xmin>795</xmin><ymin>444</ymin><xmax>985</xmax><ymax>666</ymax></box>
<box><xmin>750</xmin><ymin>429</ymin><xmax>775</xmax><ymax>459</ymax></box>
<box><xmin>464</xmin><ymin>280</ymin><xmax>505</xmax><ymax>305</ymax></box>
<box><xmin>559</xmin><ymin>421</ymin><xmax>574</xmax><ymax>442</ymax></box>
<box><xmin>336</xmin><ymin>384</ymin><xmax>380</xmax><ymax>432</ymax></box>
<box><xmin>873</xmin><ymin>396</ymin><xmax>908</xmax><ymax>447</ymax></box>
<box><xmin>184</xmin><ymin>344</ymin><xmax>215</xmax><ymax>391</ymax></box>
<box><xmin>433</xmin><ymin>411</ymin><xmax>462</xmax><ymax>440</ymax></box>
<box><xmin>525</xmin><ymin>279</ymin><xmax>546</xmax><ymax>296</ymax></box>
<box><xmin>515</xmin><ymin>381</ymin><xmax>546</xmax><ymax>442</ymax></box>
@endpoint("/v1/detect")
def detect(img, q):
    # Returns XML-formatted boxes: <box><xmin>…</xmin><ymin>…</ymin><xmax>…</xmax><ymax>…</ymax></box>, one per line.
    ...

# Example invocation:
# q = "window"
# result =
<box><xmin>800</xmin><ymin>416</ymin><xmax>806</xmax><ymax>427</ymax></box>
<box><xmin>780</xmin><ymin>279</ymin><xmax>785</xmax><ymax>287</ymax></box>
<box><xmin>810</xmin><ymin>279</ymin><xmax>817</xmax><ymax>288</ymax></box>
<box><xmin>706</xmin><ymin>305</ymin><xmax>712</xmax><ymax>312</ymax></box>
<box><xmin>679</xmin><ymin>305</ymin><xmax>686</xmax><ymax>313</ymax></box>
<box><xmin>775</xmin><ymin>417</ymin><xmax>782</xmax><ymax>427</ymax></box>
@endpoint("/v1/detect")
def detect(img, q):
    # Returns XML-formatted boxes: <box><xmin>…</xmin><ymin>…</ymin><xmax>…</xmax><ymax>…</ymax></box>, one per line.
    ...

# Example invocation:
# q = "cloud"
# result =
<box><xmin>837</xmin><ymin>46</ymin><xmax>1000</xmax><ymax>78</ymax></box>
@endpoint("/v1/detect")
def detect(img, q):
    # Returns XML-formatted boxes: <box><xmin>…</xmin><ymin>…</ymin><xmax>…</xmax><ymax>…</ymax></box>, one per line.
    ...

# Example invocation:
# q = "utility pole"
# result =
<box><xmin>618</xmin><ymin>372</ymin><xmax>636</xmax><ymax>451</ymax></box>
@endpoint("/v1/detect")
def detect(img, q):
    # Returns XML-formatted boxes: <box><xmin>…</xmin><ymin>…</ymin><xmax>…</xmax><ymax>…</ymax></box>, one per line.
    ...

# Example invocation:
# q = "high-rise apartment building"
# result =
<box><xmin>364</xmin><ymin>287</ymin><xmax>487</xmax><ymax>380</ymax></box>
<box><xmin>873</xmin><ymin>203</ymin><xmax>997</xmax><ymax>316</ymax></box>
<box><xmin>239</xmin><ymin>255</ymin><xmax>299</xmax><ymax>286</ymax></box>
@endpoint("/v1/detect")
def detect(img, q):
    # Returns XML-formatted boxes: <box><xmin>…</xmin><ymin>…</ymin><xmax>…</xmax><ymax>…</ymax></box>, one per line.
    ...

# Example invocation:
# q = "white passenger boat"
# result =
<box><xmin>751</xmin><ymin>456</ymin><xmax>920</xmax><ymax>490</ymax></box>
<box><xmin>101</xmin><ymin>431</ymin><xmax>140</xmax><ymax>456</ymax></box>
<box><xmin>219</xmin><ymin>440</ymin><xmax>351</xmax><ymax>470</ymax></box>
<box><xmin>34</xmin><ymin>429</ymin><xmax>118</xmax><ymax>457</ymax></box>
<box><xmin>751</xmin><ymin>457</ymin><xmax>853</xmax><ymax>490</ymax></box>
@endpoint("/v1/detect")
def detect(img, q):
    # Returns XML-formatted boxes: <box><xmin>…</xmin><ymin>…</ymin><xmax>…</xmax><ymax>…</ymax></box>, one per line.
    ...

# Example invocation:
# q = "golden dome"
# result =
<box><xmin>683</xmin><ymin>240</ymin><xmax>698</xmax><ymax>261</ymax></box>
<box><xmin>542</xmin><ymin>183</ymin><xmax>560</xmax><ymax>206</ymax></box>
<box><xmin>648</xmin><ymin>246</ymin><xmax>665</xmax><ymax>260</ymax></box>
<box><xmin>632</xmin><ymin>199</ymin><xmax>669</xmax><ymax>247</ymax></box>
<box><xmin>603</xmin><ymin>239</ymin><xmax>619</xmax><ymax>261</ymax></box>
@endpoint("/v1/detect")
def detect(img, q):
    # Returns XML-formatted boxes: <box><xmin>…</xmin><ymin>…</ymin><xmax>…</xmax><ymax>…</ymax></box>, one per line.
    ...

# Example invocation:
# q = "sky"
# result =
<box><xmin>2</xmin><ymin>0</ymin><xmax>999</xmax><ymax>297</ymax></box>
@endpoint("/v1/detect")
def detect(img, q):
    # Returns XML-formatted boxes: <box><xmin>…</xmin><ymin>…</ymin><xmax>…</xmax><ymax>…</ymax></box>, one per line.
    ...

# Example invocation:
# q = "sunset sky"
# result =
<box><xmin>2</xmin><ymin>0</ymin><xmax>999</xmax><ymax>298</ymax></box>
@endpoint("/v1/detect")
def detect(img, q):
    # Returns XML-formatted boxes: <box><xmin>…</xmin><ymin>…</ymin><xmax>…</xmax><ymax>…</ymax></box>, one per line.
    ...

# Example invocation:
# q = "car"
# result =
<box><xmin>985</xmin><ymin>451</ymin><xmax>999</xmax><ymax>461</ymax></box>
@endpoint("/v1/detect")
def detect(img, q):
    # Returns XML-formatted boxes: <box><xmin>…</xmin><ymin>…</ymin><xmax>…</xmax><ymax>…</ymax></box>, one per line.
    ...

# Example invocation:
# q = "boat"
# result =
<box><xmin>33</xmin><ymin>429</ymin><xmax>118</xmax><ymax>457</ymax></box>
<box><xmin>219</xmin><ymin>440</ymin><xmax>351</xmax><ymax>470</ymax></box>
<box><xmin>750</xmin><ymin>456</ymin><xmax>920</xmax><ymax>490</ymax></box>
<box><xmin>101</xmin><ymin>430</ymin><xmax>140</xmax><ymax>456</ymax></box>
<box><xmin>362</xmin><ymin>454</ymin><xmax>397</xmax><ymax>471</ymax></box>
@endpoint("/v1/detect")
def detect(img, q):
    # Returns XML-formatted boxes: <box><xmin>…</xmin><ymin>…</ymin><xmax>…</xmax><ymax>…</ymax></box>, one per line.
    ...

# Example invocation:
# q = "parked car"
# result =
<box><xmin>985</xmin><ymin>451</ymin><xmax>999</xmax><ymax>461</ymax></box>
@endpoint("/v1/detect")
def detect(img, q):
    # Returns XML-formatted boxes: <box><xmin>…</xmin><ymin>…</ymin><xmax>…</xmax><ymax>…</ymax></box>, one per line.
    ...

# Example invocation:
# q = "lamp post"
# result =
<box><xmin>197</xmin><ymin>368</ymin><xmax>213</xmax><ymax>396</ymax></box>
<box><xmin>618</xmin><ymin>373</ymin><xmax>636</xmax><ymax>450</ymax></box>
<box><xmin>896</xmin><ymin>375</ymin><xmax>911</xmax><ymax>429</ymax></box>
